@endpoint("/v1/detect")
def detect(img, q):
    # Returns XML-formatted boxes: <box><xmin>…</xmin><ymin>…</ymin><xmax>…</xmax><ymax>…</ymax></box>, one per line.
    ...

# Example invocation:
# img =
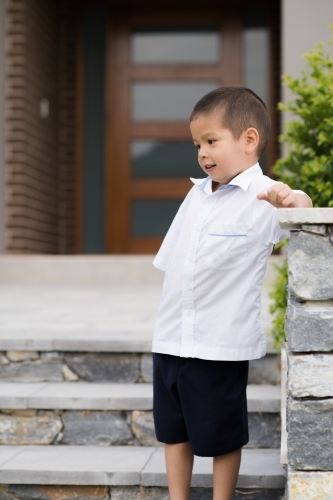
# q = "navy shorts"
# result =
<box><xmin>153</xmin><ymin>353</ymin><xmax>249</xmax><ymax>457</ymax></box>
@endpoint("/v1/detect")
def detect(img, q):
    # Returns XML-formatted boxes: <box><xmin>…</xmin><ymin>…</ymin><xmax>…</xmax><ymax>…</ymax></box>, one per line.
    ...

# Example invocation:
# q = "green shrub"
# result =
<box><xmin>270</xmin><ymin>29</ymin><xmax>333</xmax><ymax>349</ymax></box>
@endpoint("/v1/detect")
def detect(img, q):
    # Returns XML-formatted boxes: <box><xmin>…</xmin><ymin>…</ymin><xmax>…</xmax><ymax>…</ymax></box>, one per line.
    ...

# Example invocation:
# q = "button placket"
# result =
<box><xmin>180</xmin><ymin>195</ymin><xmax>218</xmax><ymax>357</ymax></box>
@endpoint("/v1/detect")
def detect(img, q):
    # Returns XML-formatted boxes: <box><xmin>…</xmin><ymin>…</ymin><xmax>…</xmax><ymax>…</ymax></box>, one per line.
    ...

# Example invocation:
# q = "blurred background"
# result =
<box><xmin>0</xmin><ymin>0</ymin><xmax>332</xmax><ymax>256</ymax></box>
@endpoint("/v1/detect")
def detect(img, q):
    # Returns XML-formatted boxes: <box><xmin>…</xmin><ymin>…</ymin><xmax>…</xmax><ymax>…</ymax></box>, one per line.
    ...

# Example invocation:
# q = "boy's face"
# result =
<box><xmin>190</xmin><ymin>113</ymin><xmax>257</xmax><ymax>188</ymax></box>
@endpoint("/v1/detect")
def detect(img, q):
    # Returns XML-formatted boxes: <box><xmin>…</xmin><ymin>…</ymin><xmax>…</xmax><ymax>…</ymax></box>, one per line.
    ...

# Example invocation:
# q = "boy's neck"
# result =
<box><xmin>211</xmin><ymin>160</ymin><xmax>259</xmax><ymax>192</ymax></box>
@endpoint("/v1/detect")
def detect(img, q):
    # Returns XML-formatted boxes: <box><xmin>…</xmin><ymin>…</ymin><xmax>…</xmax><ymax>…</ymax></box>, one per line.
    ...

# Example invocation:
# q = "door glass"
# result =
<box><xmin>132</xmin><ymin>200</ymin><xmax>183</xmax><ymax>236</ymax></box>
<box><xmin>132</xmin><ymin>140</ymin><xmax>203</xmax><ymax>178</ymax></box>
<box><xmin>132</xmin><ymin>82</ymin><xmax>218</xmax><ymax>121</ymax></box>
<box><xmin>132</xmin><ymin>28</ymin><xmax>220</xmax><ymax>64</ymax></box>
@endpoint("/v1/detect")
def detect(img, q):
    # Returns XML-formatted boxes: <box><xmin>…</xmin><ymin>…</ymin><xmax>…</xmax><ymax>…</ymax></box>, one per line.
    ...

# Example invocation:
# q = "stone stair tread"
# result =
<box><xmin>143</xmin><ymin>447</ymin><xmax>285</xmax><ymax>489</ymax></box>
<box><xmin>0</xmin><ymin>445</ymin><xmax>285</xmax><ymax>487</ymax></box>
<box><xmin>0</xmin><ymin>382</ymin><xmax>280</xmax><ymax>412</ymax></box>
<box><xmin>0</xmin><ymin>331</ymin><xmax>153</xmax><ymax>352</ymax></box>
<box><xmin>0</xmin><ymin>330</ymin><xmax>277</xmax><ymax>353</ymax></box>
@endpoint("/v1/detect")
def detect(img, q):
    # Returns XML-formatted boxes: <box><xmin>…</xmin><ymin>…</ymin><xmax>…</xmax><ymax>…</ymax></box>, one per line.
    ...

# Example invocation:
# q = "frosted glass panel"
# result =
<box><xmin>132</xmin><ymin>200</ymin><xmax>183</xmax><ymax>236</ymax></box>
<box><xmin>132</xmin><ymin>140</ymin><xmax>202</xmax><ymax>178</ymax></box>
<box><xmin>132</xmin><ymin>30</ymin><xmax>219</xmax><ymax>64</ymax></box>
<box><xmin>132</xmin><ymin>82</ymin><xmax>218</xmax><ymax>121</ymax></box>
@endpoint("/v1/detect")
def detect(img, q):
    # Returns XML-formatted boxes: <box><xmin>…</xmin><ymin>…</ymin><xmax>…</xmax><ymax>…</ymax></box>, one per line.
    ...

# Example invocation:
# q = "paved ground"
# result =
<box><xmin>0</xmin><ymin>255</ymin><xmax>282</xmax><ymax>350</ymax></box>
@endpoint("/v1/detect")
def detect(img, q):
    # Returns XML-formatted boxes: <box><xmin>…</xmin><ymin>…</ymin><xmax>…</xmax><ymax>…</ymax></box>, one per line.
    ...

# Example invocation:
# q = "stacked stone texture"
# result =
<box><xmin>0</xmin><ymin>350</ymin><xmax>281</xmax><ymax>449</ymax></box>
<box><xmin>280</xmin><ymin>209</ymin><xmax>333</xmax><ymax>499</ymax></box>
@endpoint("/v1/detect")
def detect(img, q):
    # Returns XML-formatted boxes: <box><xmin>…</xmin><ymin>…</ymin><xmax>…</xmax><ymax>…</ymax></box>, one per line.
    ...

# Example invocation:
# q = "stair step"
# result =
<box><xmin>0</xmin><ymin>331</ymin><xmax>277</xmax><ymax>354</ymax></box>
<box><xmin>0</xmin><ymin>445</ymin><xmax>285</xmax><ymax>487</ymax></box>
<box><xmin>0</xmin><ymin>383</ymin><xmax>280</xmax><ymax>412</ymax></box>
<box><xmin>0</xmin><ymin>281</ymin><xmax>278</xmax><ymax>354</ymax></box>
<box><xmin>0</xmin><ymin>331</ymin><xmax>152</xmax><ymax>352</ymax></box>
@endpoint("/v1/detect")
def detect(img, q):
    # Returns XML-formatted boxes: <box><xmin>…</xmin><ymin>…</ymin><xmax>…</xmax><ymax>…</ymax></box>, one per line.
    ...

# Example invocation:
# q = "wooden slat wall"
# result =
<box><xmin>5</xmin><ymin>0</ymin><xmax>76</xmax><ymax>254</ymax></box>
<box><xmin>5</xmin><ymin>0</ymin><xmax>59</xmax><ymax>253</ymax></box>
<box><xmin>58</xmin><ymin>0</ymin><xmax>76</xmax><ymax>254</ymax></box>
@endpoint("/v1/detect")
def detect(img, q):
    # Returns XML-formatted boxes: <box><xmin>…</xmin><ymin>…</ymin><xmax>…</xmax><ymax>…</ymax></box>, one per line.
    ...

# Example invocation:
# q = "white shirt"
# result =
<box><xmin>152</xmin><ymin>163</ymin><xmax>292</xmax><ymax>361</ymax></box>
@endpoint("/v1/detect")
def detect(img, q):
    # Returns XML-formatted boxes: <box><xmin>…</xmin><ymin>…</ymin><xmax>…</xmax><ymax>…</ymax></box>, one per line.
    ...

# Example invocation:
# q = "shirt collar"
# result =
<box><xmin>190</xmin><ymin>163</ymin><xmax>262</xmax><ymax>194</ymax></box>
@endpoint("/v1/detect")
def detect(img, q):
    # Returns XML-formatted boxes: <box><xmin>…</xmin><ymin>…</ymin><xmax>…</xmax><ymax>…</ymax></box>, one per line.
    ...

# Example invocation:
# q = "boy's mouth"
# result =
<box><xmin>204</xmin><ymin>164</ymin><xmax>216</xmax><ymax>172</ymax></box>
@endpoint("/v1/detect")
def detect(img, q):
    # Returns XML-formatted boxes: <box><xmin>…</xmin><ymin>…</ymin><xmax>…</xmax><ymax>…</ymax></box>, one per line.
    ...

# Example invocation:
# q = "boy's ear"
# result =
<box><xmin>244</xmin><ymin>127</ymin><xmax>260</xmax><ymax>153</ymax></box>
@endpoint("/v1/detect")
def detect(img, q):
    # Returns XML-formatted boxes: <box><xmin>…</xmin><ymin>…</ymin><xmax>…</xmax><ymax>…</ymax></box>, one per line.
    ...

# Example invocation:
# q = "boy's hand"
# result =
<box><xmin>256</xmin><ymin>183</ymin><xmax>312</xmax><ymax>208</ymax></box>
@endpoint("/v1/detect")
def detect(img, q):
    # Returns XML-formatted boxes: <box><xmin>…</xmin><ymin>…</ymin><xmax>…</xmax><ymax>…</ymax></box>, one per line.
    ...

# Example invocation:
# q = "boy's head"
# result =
<box><xmin>190</xmin><ymin>86</ymin><xmax>270</xmax><ymax>157</ymax></box>
<box><xmin>189</xmin><ymin>86</ymin><xmax>271</xmax><ymax>188</ymax></box>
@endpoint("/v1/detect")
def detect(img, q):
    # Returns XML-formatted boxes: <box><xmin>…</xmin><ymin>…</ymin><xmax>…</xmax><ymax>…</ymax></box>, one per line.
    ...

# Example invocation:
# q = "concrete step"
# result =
<box><xmin>0</xmin><ymin>384</ymin><xmax>281</xmax><ymax>449</ymax></box>
<box><xmin>0</xmin><ymin>445</ymin><xmax>286</xmax><ymax>488</ymax></box>
<box><xmin>0</xmin><ymin>383</ymin><xmax>281</xmax><ymax>412</ymax></box>
<box><xmin>0</xmin><ymin>255</ymin><xmax>282</xmax><ymax>387</ymax></box>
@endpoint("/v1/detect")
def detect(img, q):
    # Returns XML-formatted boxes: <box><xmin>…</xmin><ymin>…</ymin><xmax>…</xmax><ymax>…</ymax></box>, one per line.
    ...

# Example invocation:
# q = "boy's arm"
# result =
<box><xmin>256</xmin><ymin>183</ymin><xmax>313</xmax><ymax>208</ymax></box>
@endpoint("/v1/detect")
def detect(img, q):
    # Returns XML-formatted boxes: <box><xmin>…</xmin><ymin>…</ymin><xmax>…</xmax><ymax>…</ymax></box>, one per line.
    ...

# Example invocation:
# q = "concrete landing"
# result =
<box><xmin>0</xmin><ymin>383</ymin><xmax>281</xmax><ymax>412</ymax></box>
<box><xmin>0</xmin><ymin>256</ymin><xmax>282</xmax><ymax>353</ymax></box>
<box><xmin>0</xmin><ymin>446</ymin><xmax>286</xmax><ymax>487</ymax></box>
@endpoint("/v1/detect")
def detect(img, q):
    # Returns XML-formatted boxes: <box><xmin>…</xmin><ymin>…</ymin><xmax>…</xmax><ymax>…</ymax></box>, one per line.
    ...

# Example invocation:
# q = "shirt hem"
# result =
<box><xmin>152</xmin><ymin>255</ymin><xmax>167</xmax><ymax>271</ymax></box>
<box><xmin>152</xmin><ymin>340</ymin><xmax>266</xmax><ymax>361</ymax></box>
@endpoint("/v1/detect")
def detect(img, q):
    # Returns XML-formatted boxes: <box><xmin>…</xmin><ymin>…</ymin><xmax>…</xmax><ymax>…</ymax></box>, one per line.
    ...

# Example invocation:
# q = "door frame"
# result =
<box><xmin>105</xmin><ymin>8</ymin><xmax>243</xmax><ymax>254</ymax></box>
<box><xmin>75</xmin><ymin>1</ymin><xmax>281</xmax><ymax>254</ymax></box>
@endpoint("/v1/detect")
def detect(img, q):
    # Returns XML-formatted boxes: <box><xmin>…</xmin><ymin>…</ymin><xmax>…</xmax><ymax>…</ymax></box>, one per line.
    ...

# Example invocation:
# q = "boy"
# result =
<box><xmin>152</xmin><ymin>86</ymin><xmax>312</xmax><ymax>500</ymax></box>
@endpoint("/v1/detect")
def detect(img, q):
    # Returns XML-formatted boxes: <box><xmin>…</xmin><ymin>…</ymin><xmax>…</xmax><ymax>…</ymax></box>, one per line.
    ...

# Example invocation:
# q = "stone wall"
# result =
<box><xmin>278</xmin><ymin>208</ymin><xmax>333</xmax><ymax>499</ymax></box>
<box><xmin>0</xmin><ymin>350</ymin><xmax>280</xmax><ymax>385</ymax></box>
<box><xmin>0</xmin><ymin>485</ymin><xmax>286</xmax><ymax>500</ymax></box>
<box><xmin>0</xmin><ymin>350</ymin><xmax>281</xmax><ymax>449</ymax></box>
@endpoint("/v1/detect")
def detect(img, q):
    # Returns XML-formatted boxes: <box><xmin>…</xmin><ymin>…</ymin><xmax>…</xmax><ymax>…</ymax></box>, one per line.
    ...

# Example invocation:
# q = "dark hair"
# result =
<box><xmin>190</xmin><ymin>85</ymin><xmax>271</xmax><ymax>157</ymax></box>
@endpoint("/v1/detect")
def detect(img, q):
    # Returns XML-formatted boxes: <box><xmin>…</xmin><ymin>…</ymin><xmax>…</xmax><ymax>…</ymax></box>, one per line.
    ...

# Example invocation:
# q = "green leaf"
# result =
<box><xmin>270</xmin><ymin>27</ymin><xmax>333</xmax><ymax>348</ymax></box>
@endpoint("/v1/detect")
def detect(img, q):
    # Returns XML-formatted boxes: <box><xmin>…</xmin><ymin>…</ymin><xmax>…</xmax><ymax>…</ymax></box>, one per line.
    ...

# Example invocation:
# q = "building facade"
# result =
<box><xmin>0</xmin><ymin>0</ymin><xmax>332</xmax><ymax>255</ymax></box>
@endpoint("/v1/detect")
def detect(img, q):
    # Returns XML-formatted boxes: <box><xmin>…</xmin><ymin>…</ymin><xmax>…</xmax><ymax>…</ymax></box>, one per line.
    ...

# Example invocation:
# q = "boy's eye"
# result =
<box><xmin>194</xmin><ymin>144</ymin><xmax>200</xmax><ymax>149</ymax></box>
<box><xmin>208</xmin><ymin>139</ymin><xmax>215</xmax><ymax>145</ymax></box>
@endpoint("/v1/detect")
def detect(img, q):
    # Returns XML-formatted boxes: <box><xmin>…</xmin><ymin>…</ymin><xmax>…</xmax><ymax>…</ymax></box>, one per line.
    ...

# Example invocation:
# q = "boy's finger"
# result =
<box><xmin>256</xmin><ymin>192</ymin><xmax>269</xmax><ymax>201</ymax></box>
<box><xmin>281</xmin><ymin>192</ymin><xmax>296</xmax><ymax>207</ymax></box>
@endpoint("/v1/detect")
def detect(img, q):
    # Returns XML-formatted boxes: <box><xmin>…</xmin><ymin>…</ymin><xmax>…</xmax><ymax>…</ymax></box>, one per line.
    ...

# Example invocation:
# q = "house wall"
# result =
<box><xmin>282</xmin><ymin>0</ymin><xmax>333</xmax><ymax>105</ymax></box>
<box><xmin>58</xmin><ymin>0</ymin><xmax>76</xmax><ymax>255</ymax></box>
<box><xmin>5</xmin><ymin>0</ymin><xmax>76</xmax><ymax>254</ymax></box>
<box><xmin>5</xmin><ymin>0</ymin><xmax>59</xmax><ymax>253</ymax></box>
<box><xmin>0</xmin><ymin>0</ymin><xmax>5</xmax><ymax>253</ymax></box>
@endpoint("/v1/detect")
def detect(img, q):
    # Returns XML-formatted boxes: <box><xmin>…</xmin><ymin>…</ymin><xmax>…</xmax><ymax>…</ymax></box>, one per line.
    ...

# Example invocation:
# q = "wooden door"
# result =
<box><xmin>105</xmin><ymin>10</ymin><xmax>242</xmax><ymax>253</ymax></box>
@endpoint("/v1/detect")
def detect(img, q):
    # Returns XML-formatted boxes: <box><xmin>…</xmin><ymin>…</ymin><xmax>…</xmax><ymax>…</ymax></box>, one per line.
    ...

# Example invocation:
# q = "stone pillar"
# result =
<box><xmin>279</xmin><ymin>208</ymin><xmax>333</xmax><ymax>499</ymax></box>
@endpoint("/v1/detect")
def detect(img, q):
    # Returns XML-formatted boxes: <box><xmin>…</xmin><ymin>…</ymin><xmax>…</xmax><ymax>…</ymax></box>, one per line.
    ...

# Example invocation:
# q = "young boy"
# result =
<box><xmin>152</xmin><ymin>86</ymin><xmax>312</xmax><ymax>500</ymax></box>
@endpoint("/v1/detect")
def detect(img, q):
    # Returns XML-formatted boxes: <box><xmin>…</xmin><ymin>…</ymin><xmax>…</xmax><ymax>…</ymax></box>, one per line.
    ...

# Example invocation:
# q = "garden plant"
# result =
<box><xmin>270</xmin><ymin>28</ymin><xmax>333</xmax><ymax>349</ymax></box>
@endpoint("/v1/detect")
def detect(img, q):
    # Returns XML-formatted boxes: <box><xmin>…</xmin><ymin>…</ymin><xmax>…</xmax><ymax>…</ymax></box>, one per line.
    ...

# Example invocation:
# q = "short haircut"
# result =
<box><xmin>190</xmin><ymin>85</ymin><xmax>271</xmax><ymax>157</ymax></box>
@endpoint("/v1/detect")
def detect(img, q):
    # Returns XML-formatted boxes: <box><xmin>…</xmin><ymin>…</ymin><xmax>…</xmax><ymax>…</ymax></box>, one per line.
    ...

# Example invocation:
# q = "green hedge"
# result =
<box><xmin>270</xmin><ymin>29</ymin><xmax>333</xmax><ymax>350</ymax></box>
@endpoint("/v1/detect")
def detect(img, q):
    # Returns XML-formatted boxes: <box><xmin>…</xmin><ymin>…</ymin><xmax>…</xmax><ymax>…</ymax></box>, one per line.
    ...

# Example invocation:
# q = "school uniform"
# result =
<box><xmin>152</xmin><ymin>162</ymin><xmax>302</xmax><ymax>457</ymax></box>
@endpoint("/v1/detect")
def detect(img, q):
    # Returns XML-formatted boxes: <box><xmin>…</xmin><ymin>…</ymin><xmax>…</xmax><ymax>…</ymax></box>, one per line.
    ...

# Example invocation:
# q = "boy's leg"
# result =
<box><xmin>213</xmin><ymin>448</ymin><xmax>242</xmax><ymax>500</ymax></box>
<box><xmin>165</xmin><ymin>442</ymin><xmax>194</xmax><ymax>500</ymax></box>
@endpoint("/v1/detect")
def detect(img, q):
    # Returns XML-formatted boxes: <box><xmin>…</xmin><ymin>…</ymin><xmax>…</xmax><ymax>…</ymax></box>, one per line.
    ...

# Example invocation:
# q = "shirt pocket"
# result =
<box><xmin>203</xmin><ymin>223</ymin><xmax>248</xmax><ymax>271</ymax></box>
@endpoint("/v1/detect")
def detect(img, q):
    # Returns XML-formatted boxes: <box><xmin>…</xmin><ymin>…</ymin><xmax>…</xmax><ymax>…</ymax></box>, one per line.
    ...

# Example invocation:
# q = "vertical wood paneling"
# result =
<box><xmin>5</xmin><ymin>0</ymin><xmax>59</xmax><ymax>253</ymax></box>
<box><xmin>5</xmin><ymin>0</ymin><xmax>76</xmax><ymax>254</ymax></box>
<box><xmin>58</xmin><ymin>0</ymin><xmax>76</xmax><ymax>254</ymax></box>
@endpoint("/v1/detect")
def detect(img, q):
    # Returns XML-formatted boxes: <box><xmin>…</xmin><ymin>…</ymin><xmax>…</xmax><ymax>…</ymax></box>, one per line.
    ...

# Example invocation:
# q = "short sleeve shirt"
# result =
<box><xmin>152</xmin><ymin>163</ymin><xmax>292</xmax><ymax>361</ymax></box>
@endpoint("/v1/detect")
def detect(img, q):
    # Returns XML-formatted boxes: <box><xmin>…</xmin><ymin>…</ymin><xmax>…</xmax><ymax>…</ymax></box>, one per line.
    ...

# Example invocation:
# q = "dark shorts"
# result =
<box><xmin>153</xmin><ymin>353</ymin><xmax>249</xmax><ymax>457</ymax></box>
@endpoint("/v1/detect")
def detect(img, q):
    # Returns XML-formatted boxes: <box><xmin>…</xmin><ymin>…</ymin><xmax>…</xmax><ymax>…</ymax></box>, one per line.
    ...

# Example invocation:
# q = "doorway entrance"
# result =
<box><xmin>79</xmin><ymin>3</ymin><xmax>277</xmax><ymax>254</ymax></box>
